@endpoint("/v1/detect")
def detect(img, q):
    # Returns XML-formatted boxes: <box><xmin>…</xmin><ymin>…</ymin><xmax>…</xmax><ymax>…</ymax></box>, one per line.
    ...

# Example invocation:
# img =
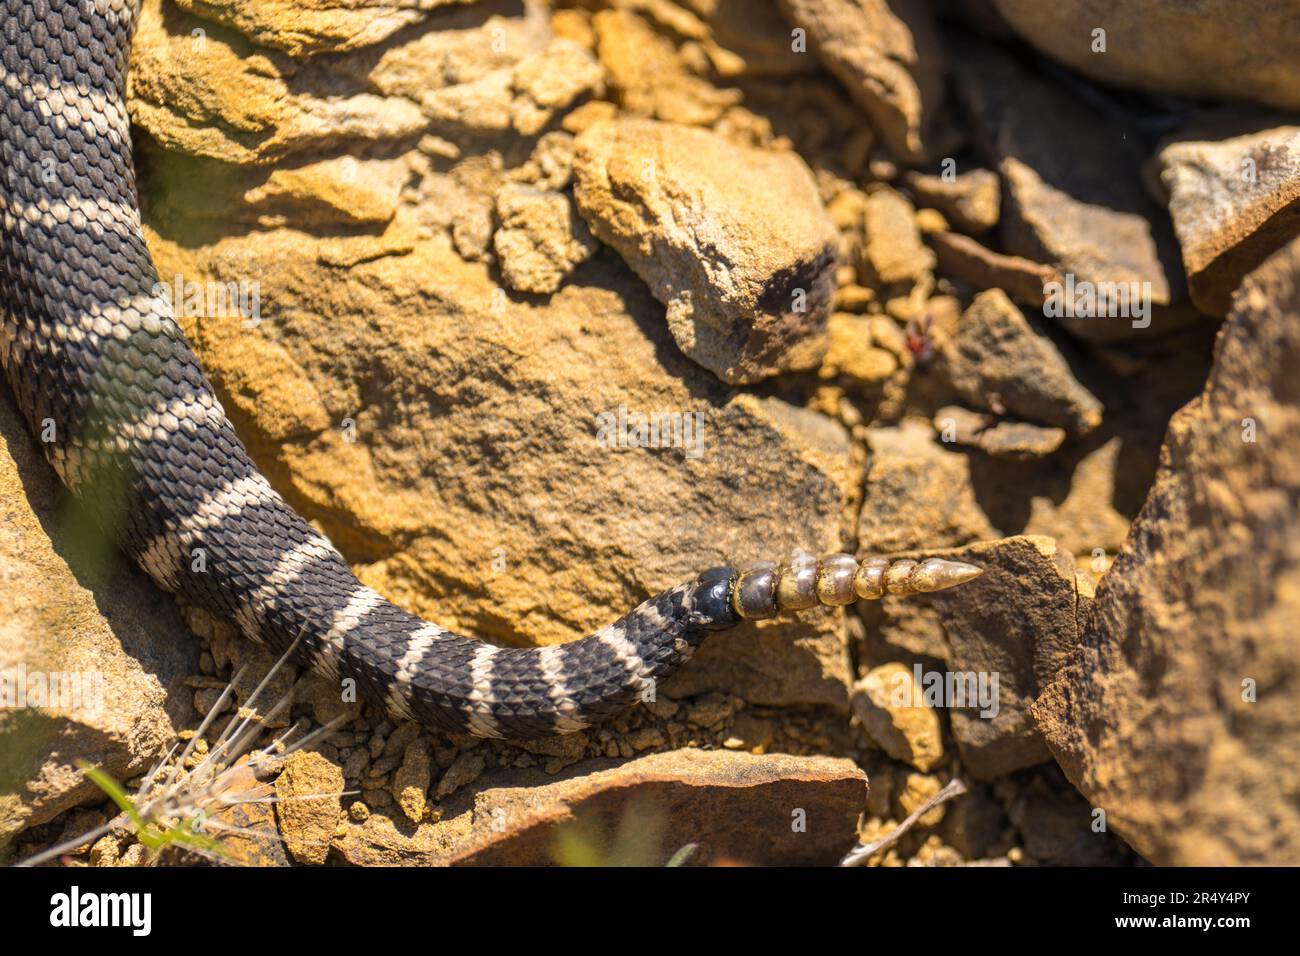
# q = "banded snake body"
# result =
<box><xmin>0</xmin><ymin>0</ymin><xmax>981</xmax><ymax>739</ymax></box>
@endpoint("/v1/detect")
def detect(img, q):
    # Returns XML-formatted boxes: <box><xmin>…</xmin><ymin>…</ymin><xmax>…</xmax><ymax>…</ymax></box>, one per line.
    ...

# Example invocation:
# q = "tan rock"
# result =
<box><xmin>131</xmin><ymin>0</ymin><xmax>426</xmax><ymax>164</ymax></box>
<box><xmin>510</xmin><ymin>38</ymin><xmax>606</xmax><ymax>137</ymax></box>
<box><xmin>435</xmin><ymin>751</ymin><xmax>486</xmax><ymax>801</ymax></box>
<box><xmin>174</xmin><ymin>0</ymin><xmax>469</xmax><ymax>58</ymax></box>
<box><xmin>778</xmin><ymin>0</ymin><xmax>946</xmax><ymax>163</ymax></box>
<box><xmin>572</xmin><ymin>118</ymin><xmax>838</xmax><ymax>384</ymax></box>
<box><xmin>407</xmin><ymin>31</ymin><xmax>605</xmax><ymax>140</ymax></box>
<box><xmin>274</xmin><ymin>750</ymin><xmax>344</xmax><ymax>865</ymax></box>
<box><xmin>860</xmin><ymin>186</ymin><xmax>935</xmax><ymax>288</ymax></box>
<box><xmin>493</xmin><ymin>184</ymin><xmax>599</xmax><ymax>294</ymax></box>
<box><xmin>89</xmin><ymin>834</ymin><xmax>120</xmax><ymax>868</ymax></box>
<box><xmin>593</xmin><ymin>9</ymin><xmax>741</xmax><ymax>126</ymax></box>
<box><xmin>508</xmin><ymin>131</ymin><xmax>578</xmax><ymax>192</ymax></box>
<box><xmin>833</xmin><ymin>284</ymin><xmax>877</xmax><ymax>314</ymax></box>
<box><xmin>408</xmin><ymin>155</ymin><xmax>503</xmax><ymax>263</ymax></box>
<box><xmin>1156</xmin><ymin>118</ymin><xmax>1300</xmax><ymax>316</ymax></box>
<box><xmin>243</xmin><ymin>155</ymin><xmax>409</xmax><ymax>228</ymax></box>
<box><xmin>821</xmin><ymin>313</ymin><xmax>899</xmax><ymax>385</ymax></box>
<box><xmin>992</xmin><ymin>0</ymin><xmax>1300</xmax><ymax>112</ymax></box>
<box><xmin>562</xmin><ymin>100</ymin><xmax>618</xmax><ymax>136</ymax></box>
<box><xmin>905</xmin><ymin>169</ymin><xmax>1000</xmax><ymax>235</ymax></box>
<box><xmin>144</xmin><ymin>220</ymin><xmax>855</xmax><ymax>710</ymax></box>
<box><xmin>895</xmin><ymin>772</ymin><xmax>946</xmax><ymax>827</ymax></box>
<box><xmin>941</xmin><ymin>290</ymin><xmax>1103</xmax><ymax>436</ymax></box>
<box><xmin>1034</xmin><ymin>238</ymin><xmax>1300</xmax><ymax>865</ymax></box>
<box><xmin>857</xmin><ymin>421</ymin><xmax>999</xmax><ymax>554</ymax></box>
<box><xmin>852</xmin><ymin>663</ymin><xmax>945</xmax><ymax>771</ymax></box>
<box><xmin>344</xmin><ymin>3</ymin><xmax>547</xmax><ymax>104</ymax></box>
<box><xmin>913</xmin><ymin>208</ymin><xmax>949</xmax><ymax>235</ymax></box>
<box><xmin>0</xmin><ymin>394</ymin><xmax>195</xmax><ymax>855</ymax></box>
<box><xmin>392</xmin><ymin>740</ymin><xmax>432</xmax><ymax>824</ymax></box>
<box><xmin>908</xmin><ymin>833</ymin><xmax>962</xmax><ymax>866</ymax></box>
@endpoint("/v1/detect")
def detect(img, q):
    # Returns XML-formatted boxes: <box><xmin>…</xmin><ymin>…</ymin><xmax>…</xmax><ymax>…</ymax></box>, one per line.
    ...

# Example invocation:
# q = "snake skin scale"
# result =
<box><xmin>0</xmin><ymin>0</ymin><xmax>980</xmax><ymax>740</ymax></box>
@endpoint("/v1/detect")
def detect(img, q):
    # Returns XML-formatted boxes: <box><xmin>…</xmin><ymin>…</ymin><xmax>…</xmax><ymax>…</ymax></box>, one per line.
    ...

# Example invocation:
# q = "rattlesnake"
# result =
<box><xmin>0</xmin><ymin>0</ymin><xmax>980</xmax><ymax>739</ymax></box>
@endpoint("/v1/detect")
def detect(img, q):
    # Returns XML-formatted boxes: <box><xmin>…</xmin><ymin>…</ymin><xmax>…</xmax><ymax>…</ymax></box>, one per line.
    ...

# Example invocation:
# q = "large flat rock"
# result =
<box><xmin>144</xmin><ymin>227</ymin><xmax>858</xmax><ymax>712</ymax></box>
<box><xmin>334</xmin><ymin>748</ymin><xmax>867</xmax><ymax>866</ymax></box>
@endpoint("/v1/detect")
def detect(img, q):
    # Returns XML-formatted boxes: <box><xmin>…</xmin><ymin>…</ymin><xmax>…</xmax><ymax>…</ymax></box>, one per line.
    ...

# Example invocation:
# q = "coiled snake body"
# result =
<box><xmin>0</xmin><ymin>0</ymin><xmax>979</xmax><ymax>739</ymax></box>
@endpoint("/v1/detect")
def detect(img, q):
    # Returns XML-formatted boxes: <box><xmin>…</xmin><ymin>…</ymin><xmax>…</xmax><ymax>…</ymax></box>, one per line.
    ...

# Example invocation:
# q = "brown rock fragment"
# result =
<box><xmin>923</xmin><ymin>537</ymin><xmax>1073</xmax><ymax>779</ymax></box>
<box><xmin>852</xmin><ymin>663</ymin><xmax>945</xmax><ymax>772</ymax></box>
<box><xmin>392</xmin><ymin>740</ymin><xmax>433</xmax><ymax>825</ymax></box>
<box><xmin>335</xmin><ymin>750</ymin><xmax>865</xmax><ymax>866</ymax></box>
<box><xmin>243</xmin><ymin>156</ymin><xmax>408</xmax><ymax>228</ymax></box>
<box><xmin>929</xmin><ymin>230</ymin><xmax>1061</xmax><ymax>307</ymax></box>
<box><xmin>173</xmin><ymin>0</ymin><xmax>466</xmax><ymax>58</ymax></box>
<box><xmin>821</xmin><ymin>313</ymin><xmax>898</xmax><ymax>385</ymax></box>
<box><xmin>905</xmin><ymin>169</ymin><xmax>1001</xmax><ymax>235</ymax></box>
<box><xmin>778</xmin><ymin>0</ymin><xmax>946</xmax><ymax>163</ymax></box>
<box><xmin>895</xmin><ymin>772</ymin><xmax>946</xmax><ymax>827</ymax></box>
<box><xmin>274</xmin><ymin>751</ymin><xmax>344</xmax><ymax>865</ymax></box>
<box><xmin>1156</xmin><ymin>119</ymin><xmax>1300</xmax><ymax>316</ymax></box>
<box><xmin>862</xmin><ymin>536</ymin><xmax>1081</xmax><ymax>780</ymax></box>
<box><xmin>435</xmin><ymin>751</ymin><xmax>486</xmax><ymax>801</ymax></box>
<box><xmin>860</xmin><ymin>186</ymin><xmax>935</xmax><ymax>287</ymax></box>
<box><xmin>572</xmin><ymin>118</ymin><xmax>838</xmax><ymax>384</ymax></box>
<box><xmin>940</xmin><ymin>290</ymin><xmax>1103</xmax><ymax>436</ymax></box>
<box><xmin>933</xmin><ymin>405</ymin><xmax>1067</xmax><ymax>460</ymax></box>
<box><xmin>857</xmin><ymin>421</ymin><xmax>999</xmax><ymax>553</ymax></box>
<box><xmin>493</xmin><ymin>184</ymin><xmax>598</xmax><ymax>294</ymax></box>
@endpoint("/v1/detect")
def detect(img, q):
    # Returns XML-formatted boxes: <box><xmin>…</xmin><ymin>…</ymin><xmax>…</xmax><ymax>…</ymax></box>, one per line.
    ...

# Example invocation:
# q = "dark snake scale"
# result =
<box><xmin>0</xmin><ymin>0</ymin><xmax>980</xmax><ymax>739</ymax></box>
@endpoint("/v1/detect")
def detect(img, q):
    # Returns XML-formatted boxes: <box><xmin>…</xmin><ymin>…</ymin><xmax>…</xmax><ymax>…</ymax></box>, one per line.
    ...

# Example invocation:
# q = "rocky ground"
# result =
<box><xmin>2</xmin><ymin>0</ymin><xmax>1298</xmax><ymax>866</ymax></box>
